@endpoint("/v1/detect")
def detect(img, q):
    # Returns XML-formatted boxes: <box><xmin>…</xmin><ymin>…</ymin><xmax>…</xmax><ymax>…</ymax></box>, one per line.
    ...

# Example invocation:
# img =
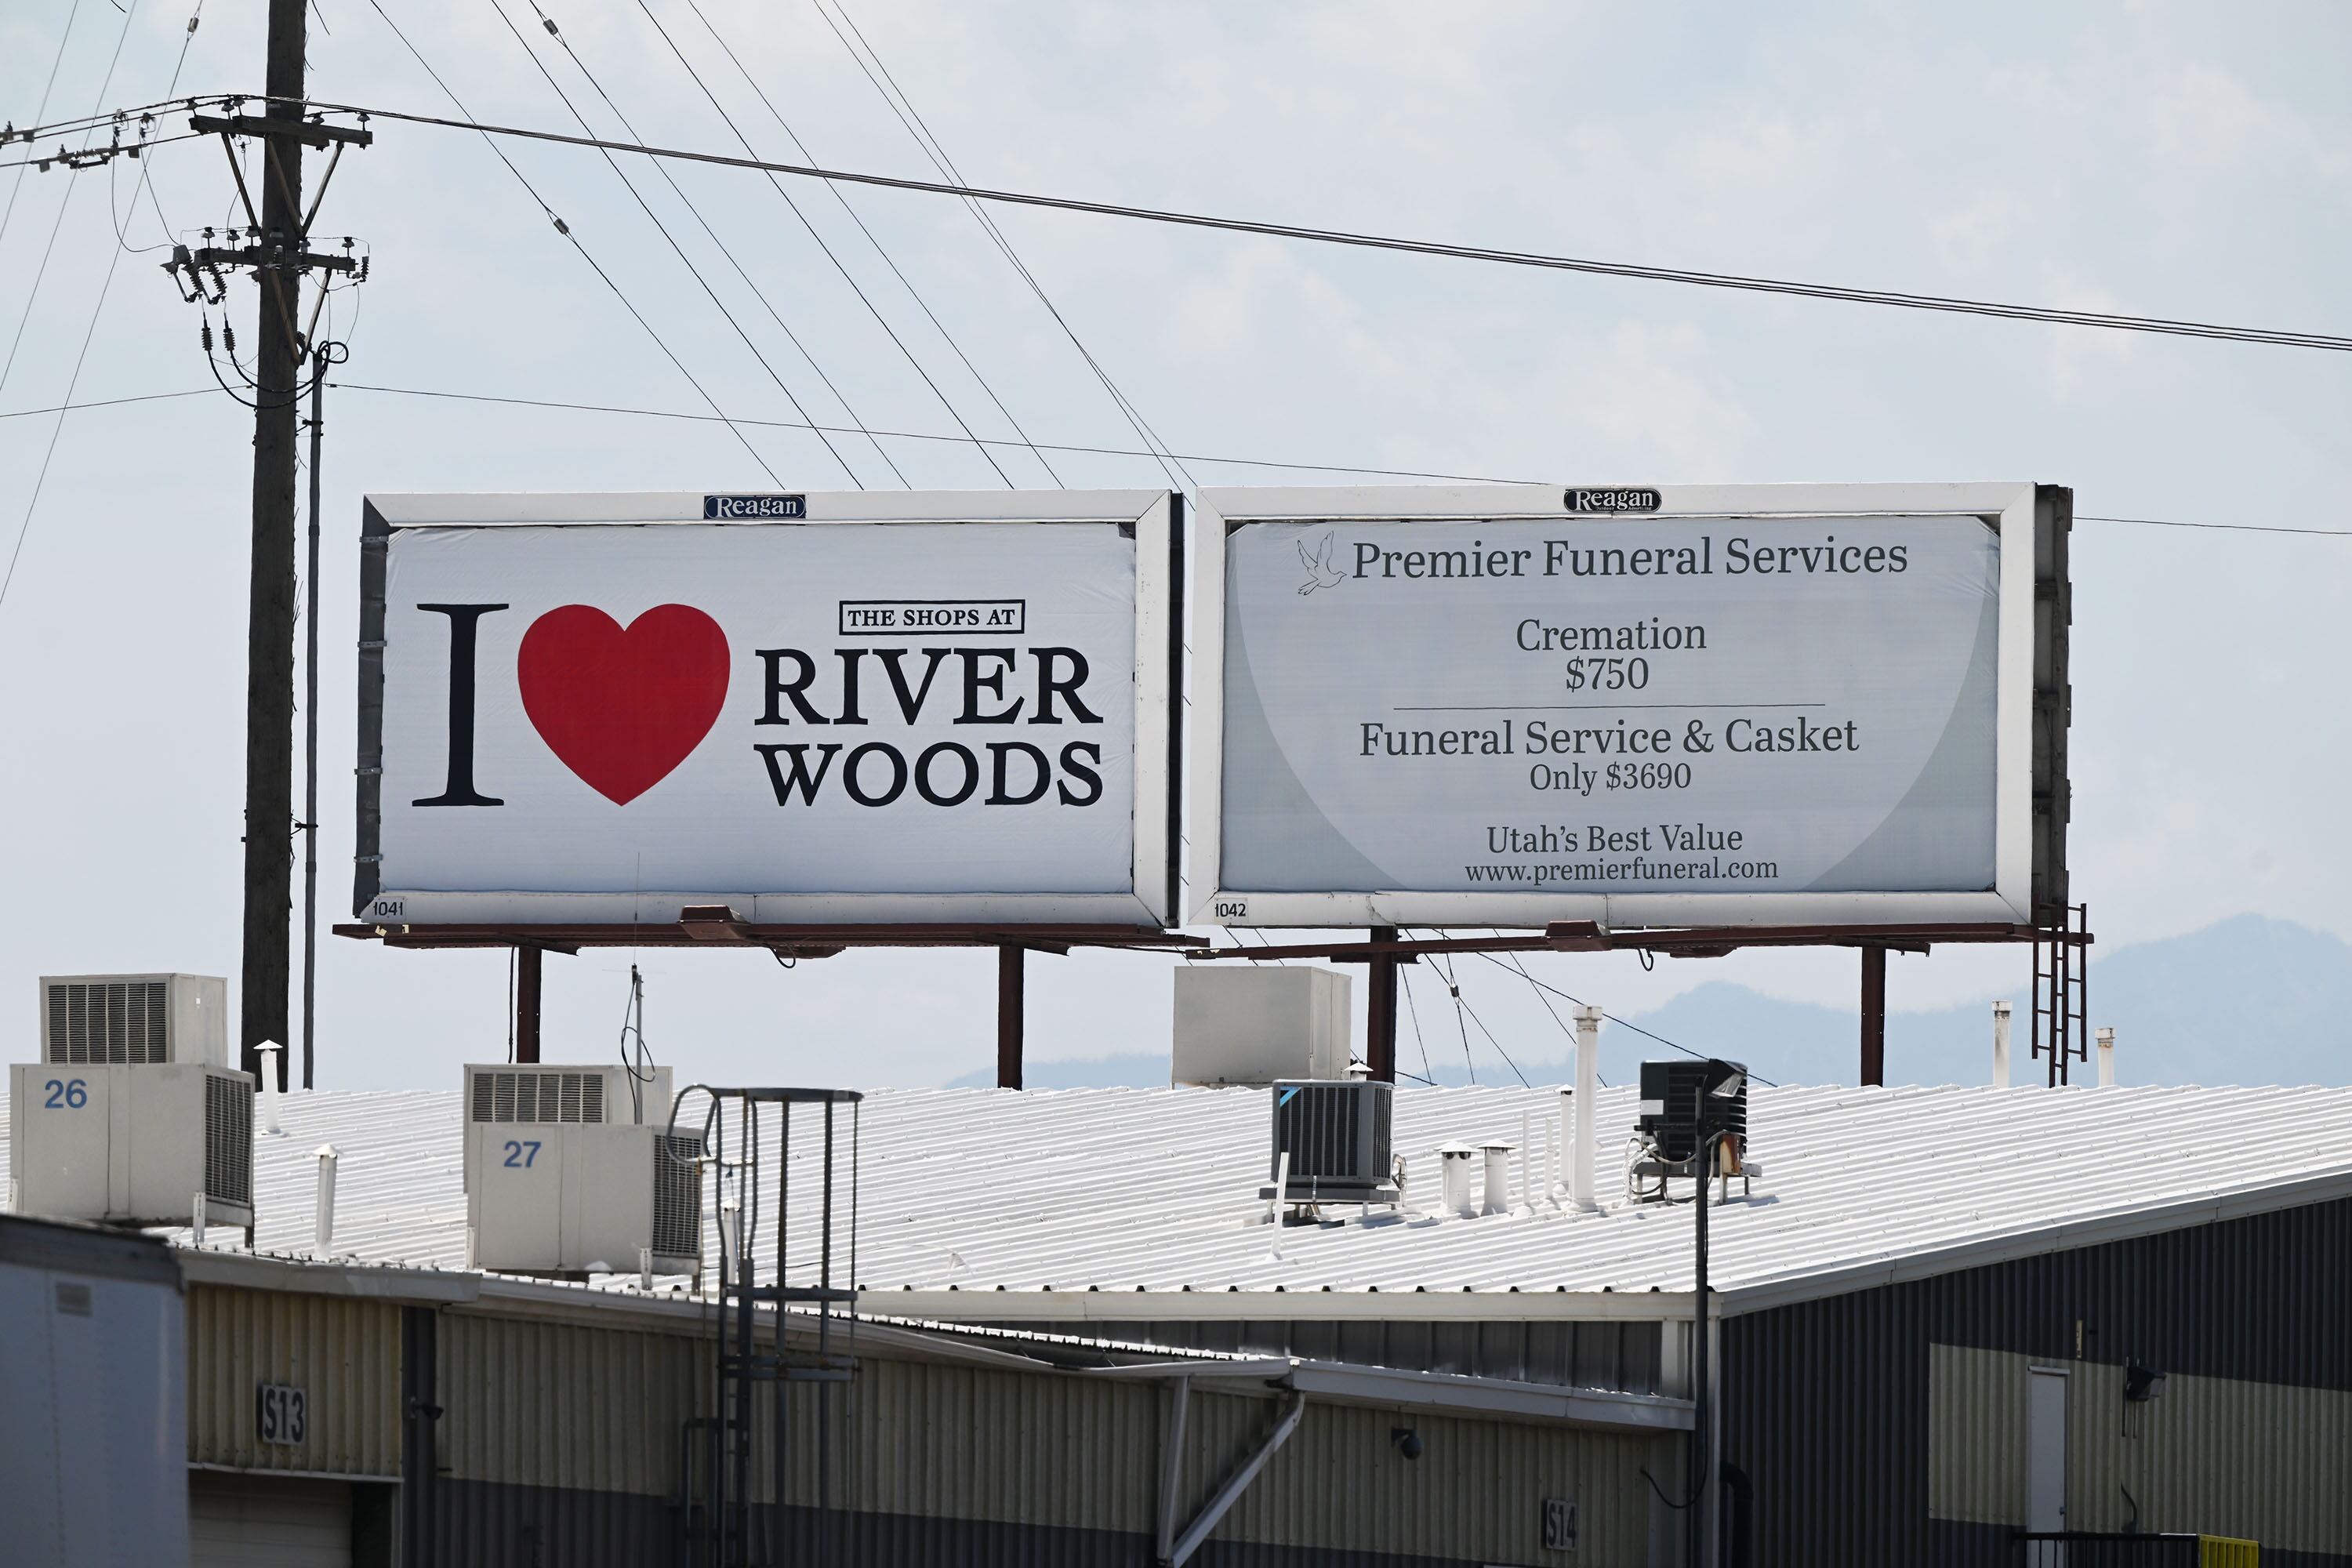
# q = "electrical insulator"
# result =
<box><xmin>200</xmin><ymin>320</ymin><xmax>213</xmax><ymax>353</ymax></box>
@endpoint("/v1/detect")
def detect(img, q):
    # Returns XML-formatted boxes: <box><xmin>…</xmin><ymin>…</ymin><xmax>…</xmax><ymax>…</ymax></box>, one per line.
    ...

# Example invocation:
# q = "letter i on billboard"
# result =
<box><xmin>358</xmin><ymin>492</ymin><xmax>1182</xmax><ymax>927</ymax></box>
<box><xmin>1189</xmin><ymin>482</ymin><xmax>2071</xmax><ymax>931</ymax></box>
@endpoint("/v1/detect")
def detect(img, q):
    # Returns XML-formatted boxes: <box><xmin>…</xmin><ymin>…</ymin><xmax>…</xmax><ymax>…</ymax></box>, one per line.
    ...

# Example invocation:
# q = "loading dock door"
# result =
<box><xmin>191</xmin><ymin>1472</ymin><xmax>354</xmax><ymax>1568</ymax></box>
<box><xmin>2027</xmin><ymin>1369</ymin><xmax>2069</xmax><ymax>1532</ymax></box>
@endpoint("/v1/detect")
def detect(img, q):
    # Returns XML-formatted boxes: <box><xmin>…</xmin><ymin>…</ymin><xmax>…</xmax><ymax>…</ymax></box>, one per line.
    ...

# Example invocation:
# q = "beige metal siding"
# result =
<box><xmin>1929</xmin><ymin>1342</ymin><xmax>2352</xmax><ymax>1556</ymax></box>
<box><xmin>186</xmin><ymin>1284</ymin><xmax>399</xmax><ymax>1477</ymax></box>
<box><xmin>437</xmin><ymin>1308</ymin><xmax>712</xmax><ymax>1496</ymax></box>
<box><xmin>1928</xmin><ymin>1342</ymin><xmax>2027</xmax><ymax>1524</ymax></box>
<box><xmin>439</xmin><ymin>1311</ymin><xmax>1659</xmax><ymax>1564</ymax></box>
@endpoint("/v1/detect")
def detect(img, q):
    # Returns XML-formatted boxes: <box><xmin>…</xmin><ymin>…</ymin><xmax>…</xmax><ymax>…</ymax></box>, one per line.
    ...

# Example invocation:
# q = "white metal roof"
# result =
<box><xmin>5</xmin><ymin>1080</ymin><xmax>2350</xmax><ymax>1319</ymax></box>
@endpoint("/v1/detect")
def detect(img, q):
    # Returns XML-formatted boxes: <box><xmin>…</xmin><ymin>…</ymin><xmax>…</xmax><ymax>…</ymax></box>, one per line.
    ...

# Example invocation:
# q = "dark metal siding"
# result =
<box><xmin>1721</xmin><ymin>1195</ymin><xmax>2352</xmax><ymax>1566</ymax></box>
<box><xmin>975</xmin><ymin>1317</ymin><xmax>1664</xmax><ymax>1394</ymax></box>
<box><xmin>426</xmin><ymin>1483</ymin><xmax>1544</xmax><ymax>1568</ymax></box>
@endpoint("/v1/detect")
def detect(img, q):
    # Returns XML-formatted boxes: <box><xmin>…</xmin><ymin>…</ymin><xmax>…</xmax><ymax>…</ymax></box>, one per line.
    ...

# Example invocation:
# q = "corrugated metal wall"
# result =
<box><xmin>437</xmin><ymin>1308</ymin><xmax>712</xmax><ymax>1497</ymax></box>
<box><xmin>423</xmin><ymin>1310</ymin><xmax>1661</xmax><ymax>1567</ymax></box>
<box><xmin>1722</xmin><ymin>1194</ymin><xmax>2352</xmax><ymax>1566</ymax></box>
<box><xmin>186</xmin><ymin>1283</ymin><xmax>401</xmax><ymax>1477</ymax></box>
<box><xmin>1930</xmin><ymin>1343</ymin><xmax>2352</xmax><ymax>1552</ymax></box>
<box><xmin>975</xmin><ymin>1316</ymin><xmax>1665</xmax><ymax>1393</ymax></box>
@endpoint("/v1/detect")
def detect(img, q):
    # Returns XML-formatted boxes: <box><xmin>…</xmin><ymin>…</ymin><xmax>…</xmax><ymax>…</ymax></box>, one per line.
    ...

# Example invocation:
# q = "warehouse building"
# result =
<box><xmin>6</xmin><ymin>1076</ymin><xmax>2350</xmax><ymax>1565</ymax></box>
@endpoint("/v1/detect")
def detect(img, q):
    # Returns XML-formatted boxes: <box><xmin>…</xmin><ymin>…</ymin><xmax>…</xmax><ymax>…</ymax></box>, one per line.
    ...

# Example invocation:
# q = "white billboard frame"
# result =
<box><xmin>356</xmin><ymin>489</ymin><xmax>1181</xmax><ymax>928</ymax></box>
<box><xmin>1188</xmin><ymin>481</ymin><xmax>2060</xmax><ymax>931</ymax></box>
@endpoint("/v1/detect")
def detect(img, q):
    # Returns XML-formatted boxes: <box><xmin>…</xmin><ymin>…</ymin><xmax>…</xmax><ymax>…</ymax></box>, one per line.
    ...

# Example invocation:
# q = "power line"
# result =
<box><xmin>624</xmin><ymin>0</ymin><xmax>1016</xmax><ymax>487</ymax></box>
<box><xmin>1471</xmin><ymin>949</ymin><xmax>1780</xmax><ymax>1087</ymax></box>
<box><xmin>1</xmin><ymin>0</ymin><xmax>151</xmax><ymax>614</ymax></box>
<box><xmin>0</xmin><ymin>0</ymin><xmax>85</xmax><ymax>252</ymax></box>
<box><xmin>324</xmin><ymin>380</ymin><xmax>1533</xmax><ymax>480</ymax></box>
<box><xmin>681</xmin><ymin>0</ymin><xmax>1062</xmax><ymax>485</ymax></box>
<box><xmin>486</xmin><ymin>0</ymin><xmax>873</xmax><ymax>486</ymax></box>
<box><xmin>302</xmin><ymin>99</ymin><xmax>2352</xmax><ymax>355</ymax></box>
<box><xmin>2076</xmin><ymin>513</ymin><xmax>2352</xmax><ymax>539</ymax></box>
<box><xmin>354</xmin><ymin>0</ymin><xmax>787</xmax><ymax>486</ymax></box>
<box><xmin>808</xmin><ymin>0</ymin><xmax>1193</xmax><ymax>492</ymax></box>
<box><xmin>1</xmin><ymin>0</ymin><xmax>140</xmax><ymax>394</ymax></box>
<box><xmin>10</xmin><ymin>379</ymin><xmax>2352</xmax><ymax>549</ymax></box>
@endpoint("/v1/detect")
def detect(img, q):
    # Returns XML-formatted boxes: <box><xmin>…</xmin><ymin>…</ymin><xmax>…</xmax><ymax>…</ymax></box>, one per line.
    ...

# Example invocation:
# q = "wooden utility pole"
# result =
<box><xmin>1364</xmin><ymin>925</ymin><xmax>1399</xmax><ymax>1082</ymax></box>
<box><xmin>239</xmin><ymin>0</ymin><xmax>307</xmax><ymax>1088</ymax></box>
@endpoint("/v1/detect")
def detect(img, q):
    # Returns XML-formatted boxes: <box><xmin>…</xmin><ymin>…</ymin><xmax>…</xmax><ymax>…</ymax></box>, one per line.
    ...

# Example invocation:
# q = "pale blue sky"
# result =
<box><xmin>2</xmin><ymin>2</ymin><xmax>2347</xmax><ymax>1087</ymax></box>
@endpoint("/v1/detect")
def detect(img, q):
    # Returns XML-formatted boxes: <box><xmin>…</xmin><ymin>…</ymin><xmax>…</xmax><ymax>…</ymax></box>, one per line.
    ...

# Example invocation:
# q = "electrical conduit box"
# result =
<box><xmin>1174</xmin><ymin>966</ymin><xmax>1351</xmax><ymax>1086</ymax></box>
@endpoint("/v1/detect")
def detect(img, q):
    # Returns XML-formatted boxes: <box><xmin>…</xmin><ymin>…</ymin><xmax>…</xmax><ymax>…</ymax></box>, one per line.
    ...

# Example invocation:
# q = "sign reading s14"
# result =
<box><xmin>1191</xmin><ymin>482</ymin><xmax>2071</xmax><ymax>931</ymax></box>
<box><xmin>358</xmin><ymin>492</ymin><xmax>1181</xmax><ymax>926</ymax></box>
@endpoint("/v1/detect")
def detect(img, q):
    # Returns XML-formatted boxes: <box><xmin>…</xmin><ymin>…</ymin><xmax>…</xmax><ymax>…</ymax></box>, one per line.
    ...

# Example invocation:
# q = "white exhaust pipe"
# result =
<box><xmin>255</xmin><ymin>1041</ymin><xmax>285</xmax><ymax>1135</ymax></box>
<box><xmin>2096</xmin><ymin>1026</ymin><xmax>2115</xmax><ymax>1087</ymax></box>
<box><xmin>1567</xmin><ymin>1006</ymin><xmax>1602</xmax><ymax>1212</ymax></box>
<box><xmin>1991</xmin><ymin>1001</ymin><xmax>2012</xmax><ymax>1088</ymax></box>
<box><xmin>1480</xmin><ymin>1142</ymin><xmax>1514</xmax><ymax>1216</ymax></box>
<box><xmin>1437</xmin><ymin>1144</ymin><xmax>1477</xmax><ymax>1217</ymax></box>
<box><xmin>314</xmin><ymin>1144</ymin><xmax>339</xmax><ymax>1257</ymax></box>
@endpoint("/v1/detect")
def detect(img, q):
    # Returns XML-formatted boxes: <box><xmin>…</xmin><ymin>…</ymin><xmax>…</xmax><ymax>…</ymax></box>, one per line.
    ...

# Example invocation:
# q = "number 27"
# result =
<box><xmin>502</xmin><ymin>1139</ymin><xmax>542</xmax><ymax>1168</ymax></box>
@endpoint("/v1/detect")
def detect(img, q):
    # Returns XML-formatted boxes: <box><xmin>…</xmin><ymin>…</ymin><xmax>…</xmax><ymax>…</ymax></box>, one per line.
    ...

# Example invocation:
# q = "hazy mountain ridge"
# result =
<box><xmin>958</xmin><ymin>915</ymin><xmax>2352</xmax><ymax>1090</ymax></box>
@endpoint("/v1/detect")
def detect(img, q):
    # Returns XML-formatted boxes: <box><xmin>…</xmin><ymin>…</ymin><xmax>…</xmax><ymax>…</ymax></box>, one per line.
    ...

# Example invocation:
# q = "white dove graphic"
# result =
<box><xmin>1297</xmin><ymin>531</ymin><xmax>1345</xmax><ymax>594</ymax></box>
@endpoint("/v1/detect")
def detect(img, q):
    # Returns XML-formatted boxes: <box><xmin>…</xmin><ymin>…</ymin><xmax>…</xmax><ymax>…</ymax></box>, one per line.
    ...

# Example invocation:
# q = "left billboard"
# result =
<box><xmin>355</xmin><ymin>491</ymin><xmax>1181</xmax><ymax>926</ymax></box>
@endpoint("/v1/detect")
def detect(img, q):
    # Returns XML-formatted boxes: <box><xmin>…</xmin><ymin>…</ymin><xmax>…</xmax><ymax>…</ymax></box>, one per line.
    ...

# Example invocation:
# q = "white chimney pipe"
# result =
<box><xmin>1568</xmin><ymin>1006</ymin><xmax>1602</xmax><ymax>1212</ymax></box>
<box><xmin>2096</xmin><ymin>1027</ymin><xmax>2115</xmax><ymax>1087</ymax></box>
<box><xmin>1480</xmin><ymin>1142</ymin><xmax>1514</xmax><ymax>1216</ymax></box>
<box><xmin>314</xmin><ymin>1144</ymin><xmax>339</xmax><ymax>1256</ymax></box>
<box><xmin>255</xmin><ymin>1041</ymin><xmax>285</xmax><ymax>1135</ymax></box>
<box><xmin>1991</xmin><ymin>1001</ymin><xmax>2012</xmax><ymax>1088</ymax></box>
<box><xmin>1437</xmin><ymin>1144</ymin><xmax>1478</xmax><ymax>1217</ymax></box>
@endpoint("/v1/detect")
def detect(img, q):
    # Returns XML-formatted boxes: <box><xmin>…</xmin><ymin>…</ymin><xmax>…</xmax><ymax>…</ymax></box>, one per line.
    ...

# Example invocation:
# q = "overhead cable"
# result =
<box><xmin>678</xmin><ymin>0</ymin><xmax>1060</xmax><ymax>485</ymax></box>
<box><xmin>486</xmin><ymin>0</ymin><xmax>871</xmax><ymax>485</ymax></box>
<box><xmin>1</xmin><ymin>0</ymin><xmax>150</xmax><ymax>614</ymax></box>
<box><xmin>1</xmin><ymin>0</ymin><xmax>140</xmax><ymax>394</ymax></box>
<box><xmin>295</xmin><ymin>100</ymin><xmax>2352</xmax><ymax>355</ymax></box>
<box><xmin>808</xmin><ymin>0</ymin><xmax>1192</xmax><ymax>491</ymax></box>
<box><xmin>0</xmin><ymin>0</ymin><xmax>86</xmax><ymax>252</ymax></box>
<box><xmin>625</xmin><ymin>0</ymin><xmax>1015</xmax><ymax>486</ymax></box>
<box><xmin>355</xmin><ymin>0</ymin><xmax>787</xmax><ymax>485</ymax></box>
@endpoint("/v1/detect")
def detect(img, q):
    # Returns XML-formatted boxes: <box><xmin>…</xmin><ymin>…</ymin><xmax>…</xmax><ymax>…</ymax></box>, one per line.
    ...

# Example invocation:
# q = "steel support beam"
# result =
<box><xmin>1165</xmin><ymin>1392</ymin><xmax>1306</xmax><ymax>1566</ymax></box>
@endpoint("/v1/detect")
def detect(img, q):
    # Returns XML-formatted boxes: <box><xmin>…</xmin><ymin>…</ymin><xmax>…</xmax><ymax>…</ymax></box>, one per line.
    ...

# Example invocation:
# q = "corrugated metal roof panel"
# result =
<box><xmin>5</xmin><ymin>1081</ymin><xmax>2350</xmax><ymax>1315</ymax></box>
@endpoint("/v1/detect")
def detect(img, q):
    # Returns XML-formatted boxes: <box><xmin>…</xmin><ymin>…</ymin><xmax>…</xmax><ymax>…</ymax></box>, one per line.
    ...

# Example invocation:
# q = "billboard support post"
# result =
<box><xmin>1364</xmin><ymin>926</ymin><xmax>1399</xmax><ymax>1083</ymax></box>
<box><xmin>514</xmin><ymin>946</ymin><xmax>542</xmax><ymax>1065</ymax></box>
<box><xmin>996</xmin><ymin>946</ymin><xmax>1025</xmax><ymax>1090</ymax></box>
<box><xmin>1860</xmin><ymin>946</ymin><xmax>1887</xmax><ymax>1087</ymax></box>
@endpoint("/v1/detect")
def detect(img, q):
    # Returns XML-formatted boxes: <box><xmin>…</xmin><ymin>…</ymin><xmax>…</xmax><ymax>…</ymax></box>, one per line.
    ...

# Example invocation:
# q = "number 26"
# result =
<box><xmin>42</xmin><ymin>1078</ymin><xmax>88</xmax><ymax>1109</ymax></box>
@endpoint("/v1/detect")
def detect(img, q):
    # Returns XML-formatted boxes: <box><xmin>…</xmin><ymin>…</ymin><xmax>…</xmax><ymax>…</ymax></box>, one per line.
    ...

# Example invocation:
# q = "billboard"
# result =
<box><xmin>1190</xmin><ymin>482</ymin><xmax>2070</xmax><ymax>929</ymax></box>
<box><xmin>356</xmin><ymin>491</ymin><xmax>1181</xmax><ymax>926</ymax></box>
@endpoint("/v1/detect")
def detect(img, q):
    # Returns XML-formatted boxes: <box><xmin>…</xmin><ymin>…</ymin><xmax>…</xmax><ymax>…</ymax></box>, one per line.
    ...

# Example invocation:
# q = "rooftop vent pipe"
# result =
<box><xmin>1437</xmin><ymin>1144</ymin><xmax>1477</xmax><ymax>1217</ymax></box>
<box><xmin>2097</xmin><ymin>1027</ymin><xmax>2115</xmax><ymax>1087</ymax></box>
<box><xmin>314</xmin><ymin>1144</ymin><xmax>339</xmax><ymax>1257</ymax></box>
<box><xmin>1567</xmin><ymin>1006</ymin><xmax>1602</xmax><ymax>1211</ymax></box>
<box><xmin>1991</xmin><ymin>1001</ymin><xmax>2012</xmax><ymax>1088</ymax></box>
<box><xmin>256</xmin><ymin>1040</ymin><xmax>285</xmax><ymax>1134</ymax></box>
<box><xmin>1479</xmin><ymin>1142</ymin><xmax>1514</xmax><ymax>1216</ymax></box>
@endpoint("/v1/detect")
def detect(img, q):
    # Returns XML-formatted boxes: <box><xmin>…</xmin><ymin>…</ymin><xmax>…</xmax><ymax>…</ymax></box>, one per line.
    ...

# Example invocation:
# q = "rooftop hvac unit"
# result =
<box><xmin>38</xmin><ymin>975</ymin><xmax>227</xmax><ymax>1068</ymax></box>
<box><xmin>466</xmin><ymin>1122</ymin><xmax>703</xmax><ymax>1277</ymax></box>
<box><xmin>1174</xmin><ymin>967</ymin><xmax>1351</xmax><ymax>1087</ymax></box>
<box><xmin>1635</xmin><ymin>1058</ymin><xmax>1749</xmax><ymax>1163</ymax></box>
<box><xmin>9</xmin><ymin>1062</ymin><xmax>254</xmax><ymax>1228</ymax></box>
<box><xmin>1260</xmin><ymin>1079</ymin><xmax>1397</xmax><ymax>1205</ymax></box>
<box><xmin>459</xmin><ymin>1062</ymin><xmax>673</xmax><ymax>1192</ymax></box>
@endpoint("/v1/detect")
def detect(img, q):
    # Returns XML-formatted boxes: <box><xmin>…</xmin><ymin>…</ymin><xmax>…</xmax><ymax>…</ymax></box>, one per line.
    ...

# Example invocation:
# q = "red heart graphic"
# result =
<box><xmin>517</xmin><ymin>604</ymin><xmax>731</xmax><ymax>804</ymax></box>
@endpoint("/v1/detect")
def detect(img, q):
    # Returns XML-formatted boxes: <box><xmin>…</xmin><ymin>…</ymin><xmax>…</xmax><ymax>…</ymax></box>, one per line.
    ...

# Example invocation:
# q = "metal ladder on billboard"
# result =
<box><xmin>2031</xmin><ymin>904</ymin><xmax>2090</xmax><ymax>1087</ymax></box>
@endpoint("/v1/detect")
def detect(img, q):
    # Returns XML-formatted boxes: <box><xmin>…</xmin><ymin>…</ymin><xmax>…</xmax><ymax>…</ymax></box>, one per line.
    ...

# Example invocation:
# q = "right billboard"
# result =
<box><xmin>1191</xmin><ymin>482</ymin><xmax>2070</xmax><ymax>929</ymax></box>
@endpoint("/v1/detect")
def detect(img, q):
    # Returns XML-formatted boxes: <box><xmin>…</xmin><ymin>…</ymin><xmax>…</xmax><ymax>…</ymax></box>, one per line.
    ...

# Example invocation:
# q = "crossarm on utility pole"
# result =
<box><xmin>1163</xmin><ymin>1392</ymin><xmax>1305</xmax><ymax>1566</ymax></box>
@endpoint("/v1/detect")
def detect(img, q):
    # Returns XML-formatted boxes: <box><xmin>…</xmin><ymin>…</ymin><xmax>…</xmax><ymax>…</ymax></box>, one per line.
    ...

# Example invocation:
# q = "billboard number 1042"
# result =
<box><xmin>1566</xmin><ymin>657</ymin><xmax>1647</xmax><ymax>692</ymax></box>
